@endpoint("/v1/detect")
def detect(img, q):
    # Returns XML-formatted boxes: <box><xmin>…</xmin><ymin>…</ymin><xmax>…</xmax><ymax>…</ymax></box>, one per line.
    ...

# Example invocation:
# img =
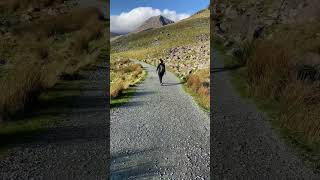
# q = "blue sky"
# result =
<box><xmin>110</xmin><ymin>0</ymin><xmax>209</xmax><ymax>33</ymax></box>
<box><xmin>111</xmin><ymin>0</ymin><xmax>209</xmax><ymax>15</ymax></box>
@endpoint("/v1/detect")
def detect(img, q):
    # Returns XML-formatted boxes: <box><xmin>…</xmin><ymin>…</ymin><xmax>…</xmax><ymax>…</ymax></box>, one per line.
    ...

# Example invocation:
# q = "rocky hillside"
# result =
<box><xmin>212</xmin><ymin>0</ymin><xmax>320</xmax><ymax>42</ymax></box>
<box><xmin>134</xmin><ymin>15</ymin><xmax>174</xmax><ymax>33</ymax></box>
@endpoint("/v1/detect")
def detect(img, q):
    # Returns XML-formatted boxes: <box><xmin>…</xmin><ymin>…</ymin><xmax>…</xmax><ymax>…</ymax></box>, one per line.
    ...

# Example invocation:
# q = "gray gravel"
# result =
<box><xmin>0</xmin><ymin>66</ymin><xmax>108</xmax><ymax>179</ymax></box>
<box><xmin>110</xmin><ymin>62</ymin><xmax>210</xmax><ymax>179</ymax></box>
<box><xmin>211</xmin><ymin>49</ymin><xmax>319</xmax><ymax>179</ymax></box>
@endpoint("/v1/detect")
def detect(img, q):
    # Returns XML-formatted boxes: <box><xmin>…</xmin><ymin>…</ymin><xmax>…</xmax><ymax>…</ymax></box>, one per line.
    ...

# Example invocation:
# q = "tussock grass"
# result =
<box><xmin>186</xmin><ymin>69</ymin><xmax>210</xmax><ymax>110</ymax></box>
<box><xmin>279</xmin><ymin>81</ymin><xmax>320</xmax><ymax>144</ymax></box>
<box><xmin>245</xmin><ymin>40</ymin><xmax>320</xmax><ymax>145</ymax></box>
<box><xmin>110</xmin><ymin>80</ymin><xmax>125</xmax><ymax>98</ymax></box>
<box><xmin>110</xmin><ymin>58</ymin><xmax>145</xmax><ymax>99</ymax></box>
<box><xmin>0</xmin><ymin>5</ymin><xmax>106</xmax><ymax>121</ymax></box>
<box><xmin>0</xmin><ymin>61</ymin><xmax>43</xmax><ymax>121</ymax></box>
<box><xmin>71</xmin><ymin>18</ymin><xmax>104</xmax><ymax>53</ymax></box>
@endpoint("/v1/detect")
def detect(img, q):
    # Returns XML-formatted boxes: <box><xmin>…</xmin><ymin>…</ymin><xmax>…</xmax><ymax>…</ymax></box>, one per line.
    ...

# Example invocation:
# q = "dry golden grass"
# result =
<box><xmin>0</xmin><ymin>61</ymin><xmax>43</xmax><ymax>120</ymax></box>
<box><xmin>71</xmin><ymin>17</ymin><xmax>104</xmax><ymax>53</ymax></box>
<box><xmin>110</xmin><ymin>81</ymin><xmax>125</xmax><ymax>98</ymax></box>
<box><xmin>0</xmin><ymin>5</ymin><xmax>106</xmax><ymax>121</ymax></box>
<box><xmin>279</xmin><ymin>81</ymin><xmax>320</xmax><ymax>143</ymax></box>
<box><xmin>246</xmin><ymin>40</ymin><xmax>320</xmax><ymax>144</ymax></box>
<box><xmin>110</xmin><ymin>58</ymin><xmax>145</xmax><ymax>99</ymax></box>
<box><xmin>186</xmin><ymin>69</ymin><xmax>210</xmax><ymax>110</ymax></box>
<box><xmin>247</xmin><ymin>41</ymin><xmax>295</xmax><ymax>99</ymax></box>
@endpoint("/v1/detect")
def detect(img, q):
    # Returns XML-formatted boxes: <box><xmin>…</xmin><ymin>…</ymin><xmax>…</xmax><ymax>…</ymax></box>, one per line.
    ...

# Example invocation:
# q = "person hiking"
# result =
<box><xmin>156</xmin><ymin>59</ymin><xmax>166</xmax><ymax>85</ymax></box>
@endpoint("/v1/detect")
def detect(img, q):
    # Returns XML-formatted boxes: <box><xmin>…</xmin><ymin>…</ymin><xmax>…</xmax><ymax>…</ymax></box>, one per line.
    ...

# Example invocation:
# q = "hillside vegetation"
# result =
<box><xmin>0</xmin><ymin>0</ymin><xmax>106</xmax><ymax>122</ymax></box>
<box><xmin>110</xmin><ymin>58</ymin><xmax>145</xmax><ymax>100</ymax></box>
<box><xmin>111</xmin><ymin>9</ymin><xmax>210</xmax><ymax>110</ymax></box>
<box><xmin>211</xmin><ymin>0</ymin><xmax>320</xmax><ymax>171</ymax></box>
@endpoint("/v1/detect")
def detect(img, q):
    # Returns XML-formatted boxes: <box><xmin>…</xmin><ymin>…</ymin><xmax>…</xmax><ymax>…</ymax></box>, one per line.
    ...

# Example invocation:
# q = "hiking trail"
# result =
<box><xmin>110</xmin><ymin>62</ymin><xmax>210</xmax><ymax>179</ymax></box>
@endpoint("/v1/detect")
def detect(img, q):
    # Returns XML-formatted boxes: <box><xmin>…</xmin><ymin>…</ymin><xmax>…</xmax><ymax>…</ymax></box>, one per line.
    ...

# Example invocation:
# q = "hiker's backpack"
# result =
<box><xmin>158</xmin><ymin>64</ymin><xmax>165</xmax><ymax>74</ymax></box>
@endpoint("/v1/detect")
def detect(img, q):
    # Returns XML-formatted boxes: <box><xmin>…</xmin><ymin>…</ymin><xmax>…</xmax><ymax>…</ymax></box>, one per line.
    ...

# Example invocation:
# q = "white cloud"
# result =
<box><xmin>111</xmin><ymin>7</ymin><xmax>190</xmax><ymax>33</ymax></box>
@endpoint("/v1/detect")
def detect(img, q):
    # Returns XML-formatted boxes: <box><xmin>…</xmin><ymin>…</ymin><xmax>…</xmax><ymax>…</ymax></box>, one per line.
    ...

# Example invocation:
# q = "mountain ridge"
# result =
<box><xmin>133</xmin><ymin>15</ymin><xmax>175</xmax><ymax>33</ymax></box>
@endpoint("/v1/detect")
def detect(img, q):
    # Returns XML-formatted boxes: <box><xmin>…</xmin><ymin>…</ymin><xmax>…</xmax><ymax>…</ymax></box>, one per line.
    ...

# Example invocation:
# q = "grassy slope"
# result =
<box><xmin>111</xmin><ymin>9</ymin><xmax>210</xmax><ymax>110</ymax></box>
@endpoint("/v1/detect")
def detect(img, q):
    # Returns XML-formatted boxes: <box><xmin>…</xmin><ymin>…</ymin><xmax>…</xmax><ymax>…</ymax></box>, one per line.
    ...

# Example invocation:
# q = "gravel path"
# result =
<box><xmin>211</xmin><ymin>50</ymin><xmax>319</xmax><ymax>179</ymax></box>
<box><xmin>0</xmin><ymin>66</ymin><xmax>109</xmax><ymax>179</ymax></box>
<box><xmin>110</xmin><ymin>62</ymin><xmax>210</xmax><ymax>179</ymax></box>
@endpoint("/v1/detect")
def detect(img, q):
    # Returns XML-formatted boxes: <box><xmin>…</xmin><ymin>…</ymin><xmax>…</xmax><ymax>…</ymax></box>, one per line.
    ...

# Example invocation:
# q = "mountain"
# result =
<box><xmin>133</xmin><ymin>15</ymin><xmax>174</xmax><ymax>33</ymax></box>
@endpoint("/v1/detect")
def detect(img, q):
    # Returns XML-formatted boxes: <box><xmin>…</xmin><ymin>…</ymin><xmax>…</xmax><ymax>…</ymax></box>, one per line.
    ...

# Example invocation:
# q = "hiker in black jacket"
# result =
<box><xmin>156</xmin><ymin>59</ymin><xmax>166</xmax><ymax>85</ymax></box>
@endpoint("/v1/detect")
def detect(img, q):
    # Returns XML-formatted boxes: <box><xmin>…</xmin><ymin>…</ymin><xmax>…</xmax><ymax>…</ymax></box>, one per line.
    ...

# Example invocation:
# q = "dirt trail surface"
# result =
<box><xmin>211</xmin><ymin>50</ymin><xmax>319</xmax><ymax>179</ymax></box>
<box><xmin>110</xmin><ymin>62</ymin><xmax>210</xmax><ymax>179</ymax></box>
<box><xmin>0</xmin><ymin>66</ymin><xmax>109</xmax><ymax>179</ymax></box>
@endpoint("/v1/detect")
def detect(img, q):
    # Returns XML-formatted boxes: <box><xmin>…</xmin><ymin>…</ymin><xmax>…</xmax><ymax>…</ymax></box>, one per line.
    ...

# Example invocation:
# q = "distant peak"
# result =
<box><xmin>133</xmin><ymin>15</ymin><xmax>175</xmax><ymax>33</ymax></box>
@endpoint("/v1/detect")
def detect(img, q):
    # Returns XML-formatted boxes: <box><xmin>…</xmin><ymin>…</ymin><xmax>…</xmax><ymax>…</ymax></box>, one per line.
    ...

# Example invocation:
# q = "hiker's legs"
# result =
<box><xmin>158</xmin><ymin>73</ymin><xmax>163</xmax><ymax>84</ymax></box>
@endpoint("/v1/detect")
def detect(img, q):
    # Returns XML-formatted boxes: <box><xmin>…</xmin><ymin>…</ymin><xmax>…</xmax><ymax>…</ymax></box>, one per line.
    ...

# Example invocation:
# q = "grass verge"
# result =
<box><xmin>214</xmin><ymin>41</ymin><xmax>320</xmax><ymax>174</ymax></box>
<box><xmin>0</xmin><ymin>78</ymin><xmax>83</xmax><ymax>155</ymax></box>
<box><xmin>110</xmin><ymin>59</ymin><xmax>147</xmax><ymax>108</ymax></box>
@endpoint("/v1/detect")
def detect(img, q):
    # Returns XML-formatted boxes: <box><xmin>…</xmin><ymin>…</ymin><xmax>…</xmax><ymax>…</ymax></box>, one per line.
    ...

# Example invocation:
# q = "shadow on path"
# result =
<box><xmin>0</xmin><ymin>68</ymin><xmax>107</xmax><ymax>149</ymax></box>
<box><xmin>111</xmin><ymin>148</ymin><xmax>173</xmax><ymax>180</ymax></box>
<box><xmin>161</xmin><ymin>81</ymin><xmax>186</xmax><ymax>86</ymax></box>
<box><xmin>212</xmin><ymin>64</ymin><xmax>243</xmax><ymax>73</ymax></box>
